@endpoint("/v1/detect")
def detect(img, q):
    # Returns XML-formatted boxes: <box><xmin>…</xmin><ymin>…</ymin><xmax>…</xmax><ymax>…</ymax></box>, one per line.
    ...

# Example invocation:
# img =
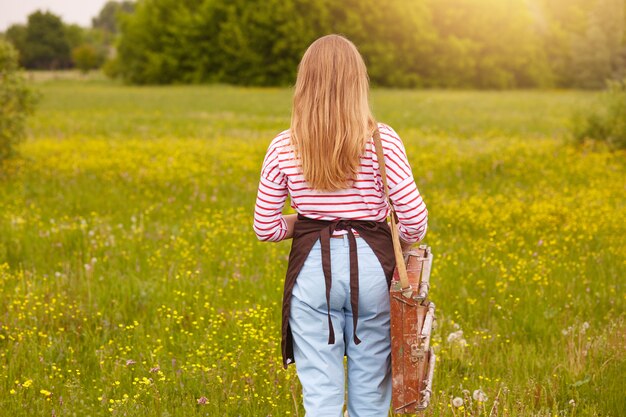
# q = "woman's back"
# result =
<box><xmin>254</xmin><ymin>122</ymin><xmax>427</xmax><ymax>243</ymax></box>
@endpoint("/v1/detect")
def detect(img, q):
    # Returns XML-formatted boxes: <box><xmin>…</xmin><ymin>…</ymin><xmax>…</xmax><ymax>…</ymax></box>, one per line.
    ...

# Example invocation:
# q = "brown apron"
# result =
<box><xmin>281</xmin><ymin>214</ymin><xmax>397</xmax><ymax>368</ymax></box>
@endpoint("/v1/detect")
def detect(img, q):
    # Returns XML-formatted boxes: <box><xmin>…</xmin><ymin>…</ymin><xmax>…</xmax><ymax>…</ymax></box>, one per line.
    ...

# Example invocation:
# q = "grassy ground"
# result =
<box><xmin>0</xmin><ymin>78</ymin><xmax>624</xmax><ymax>416</ymax></box>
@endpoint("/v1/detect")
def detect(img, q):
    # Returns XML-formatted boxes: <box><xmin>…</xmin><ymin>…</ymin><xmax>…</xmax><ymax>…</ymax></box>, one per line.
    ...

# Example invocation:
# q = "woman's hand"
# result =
<box><xmin>283</xmin><ymin>214</ymin><xmax>298</xmax><ymax>240</ymax></box>
<box><xmin>400</xmin><ymin>238</ymin><xmax>413</xmax><ymax>253</ymax></box>
<box><xmin>389</xmin><ymin>220</ymin><xmax>413</xmax><ymax>252</ymax></box>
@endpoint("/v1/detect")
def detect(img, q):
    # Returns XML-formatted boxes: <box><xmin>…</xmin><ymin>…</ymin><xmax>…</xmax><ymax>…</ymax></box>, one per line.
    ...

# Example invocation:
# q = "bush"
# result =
<box><xmin>72</xmin><ymin>43</ymin><xmax>104</xmax><ymax>73</ymax></box>
<box><xmin>102</xmin><ymin>57</ymin><xmax>121</xmax><ymax>79</ymax></box>
<box><xmin>573</xmin><ymin>78</ymin><xmax>626</xmax><ymax>150</ymax></box>
<box><xmin>0</xmin><ymin>39</ymin><xmax>38</xmax><ymax>161</ymax></box>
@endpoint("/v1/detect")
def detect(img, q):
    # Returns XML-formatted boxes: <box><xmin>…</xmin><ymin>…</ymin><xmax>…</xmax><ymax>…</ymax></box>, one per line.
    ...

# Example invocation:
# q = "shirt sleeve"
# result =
<box><xmin>253</xmin><ymin>140</ymin><xmax>289</xmax><ymax>242</ymax></box>
<box><xmin>378</xmin><ymin>125</ymin><xmax>428</xmax><ymax>244</ymax></box>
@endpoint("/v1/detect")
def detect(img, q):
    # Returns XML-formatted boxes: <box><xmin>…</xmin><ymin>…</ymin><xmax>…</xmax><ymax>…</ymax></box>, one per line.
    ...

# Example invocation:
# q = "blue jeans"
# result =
<box><xmin>289</xmin><ymin>235</ymin><xmax>392</xmax><ymax>417</ymax></box>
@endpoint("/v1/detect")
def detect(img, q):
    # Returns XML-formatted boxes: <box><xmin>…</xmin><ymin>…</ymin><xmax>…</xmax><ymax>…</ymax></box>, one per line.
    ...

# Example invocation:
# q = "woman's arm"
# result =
<box><xmin>378</xmin><ymin>125</ymin><xmax>428</xmax><ymax>244</ymax></box>
<box><xmin>253</xmin><ymin>140</ymin><xmax>290</xmax><ymax>242</ymax></box>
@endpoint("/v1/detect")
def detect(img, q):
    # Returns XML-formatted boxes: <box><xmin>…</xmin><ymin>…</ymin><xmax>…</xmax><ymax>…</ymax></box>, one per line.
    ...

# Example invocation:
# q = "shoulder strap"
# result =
<box><xmin>372</xmin><ymin>128</ymin><xmax>410</xmax><ymax>290</ymax></box>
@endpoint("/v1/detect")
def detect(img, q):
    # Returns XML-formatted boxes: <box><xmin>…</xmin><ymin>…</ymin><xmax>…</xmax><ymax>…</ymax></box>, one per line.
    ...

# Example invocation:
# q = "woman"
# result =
<box><xmin>253</xmin><ymin>34</ymin><xmax>427</xmax><ymax>416</ymax></box>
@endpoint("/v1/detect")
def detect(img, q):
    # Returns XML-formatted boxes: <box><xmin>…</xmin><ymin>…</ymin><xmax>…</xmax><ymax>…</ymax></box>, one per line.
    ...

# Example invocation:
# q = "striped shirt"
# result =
<box><xmin>253</xmin><ymin>123</ymin><xmax>428</xmax><ymax>243</ymax></box>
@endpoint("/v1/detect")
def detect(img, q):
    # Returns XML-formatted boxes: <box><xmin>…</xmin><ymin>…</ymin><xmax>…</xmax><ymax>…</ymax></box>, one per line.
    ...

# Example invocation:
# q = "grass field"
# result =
<box><xmin>0</xmin><ymin>77</ymin><xmax>624</xmax><ymax>416</ymax></box>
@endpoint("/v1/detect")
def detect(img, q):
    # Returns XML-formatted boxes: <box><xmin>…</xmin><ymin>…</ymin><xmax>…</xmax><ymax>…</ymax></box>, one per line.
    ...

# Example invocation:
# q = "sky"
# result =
<box><xmin>0</xmin><ymin>0</ymin><xmax>112</xmax><ymax>31</ymax></box>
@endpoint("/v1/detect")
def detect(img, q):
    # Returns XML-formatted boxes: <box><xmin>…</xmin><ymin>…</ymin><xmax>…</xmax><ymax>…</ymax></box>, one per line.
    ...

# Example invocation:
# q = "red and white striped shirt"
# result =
<box><xmin>253</xmin><ymin>123</ymin><xmax>428</xmax><ymax>243</ymax></box>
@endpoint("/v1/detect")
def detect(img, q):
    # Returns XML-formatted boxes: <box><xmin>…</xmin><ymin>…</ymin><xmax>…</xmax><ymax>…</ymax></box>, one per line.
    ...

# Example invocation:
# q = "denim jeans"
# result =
<box><xmin>289</xmin><ymin>235</ymin><xmax>392</xmax><ymax>417</ymax></box>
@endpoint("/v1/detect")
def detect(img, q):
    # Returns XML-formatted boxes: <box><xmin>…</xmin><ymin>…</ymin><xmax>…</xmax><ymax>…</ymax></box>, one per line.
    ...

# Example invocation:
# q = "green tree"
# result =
<box><xmin>571</xmin><ymin>24</ymin><xmax>612</xmax><ymax>88</ymax></box>
<box><xmin>568</xmin><ymin>0</ymin><xmax>625</xmax><ymax>88</ymax></box>
<box><xmin>213</xmin><ymin>0</ymin><xmax>322</xmax><ymax>85</ymax></box>
<box><xmin>93</xmin><ymin>0</ymin><xmax>136</xmax><ymax>74</ymax></box>
<box><xmin>116</xmin><ymin>0</ymin><xmax>208</xmax><ymax>84</ymax></box>
<box><xmin>594</xmin><ymin>0</ymin><xmax>626</xmax><ymax>81</ymax></box>
<box><xmin>538</xmin><ymin>0</ymin><xmax>626</xmax><ymax>87</ymax></box>
<box><xmin>64</xmin><ymin>23</ymin><xmax>86</xmax><ymax>51</ymax></box>
<box><xmin>0</xmin><ymin>40</ymin><xmax>38</xmax><ymax>162</ymax></box>
<box><xmin>66</xmin><ymin>24</ymin><xmax>110</xmax><ymax>70</ymax></box>
<box><xmin>3</xmin><ymin>25</ymin><xmax>27</xmax><ymax>66</ymax></box>
<box><xmin>428</xmin><ymin>0</ymin><xmax>550</xmax><ymax>88</ymax></box>
<box><xmin>72</xmin><ymin>44</ymin><xmax>103</xmax><ymax>73</ymax></box>
<box><xmin>92</xmin><ymin>1</ymin><xmax>136</xmax><ymax>33</ymax></box>
<box><xmin>325</xmin><ymin>0</ymin><xmax>438</xmax><ymax>88</ymax></box>
<box><xmin>22</xmin><ymin>11</ymin><xmax>71</xmax><ymax>69</ymax></box>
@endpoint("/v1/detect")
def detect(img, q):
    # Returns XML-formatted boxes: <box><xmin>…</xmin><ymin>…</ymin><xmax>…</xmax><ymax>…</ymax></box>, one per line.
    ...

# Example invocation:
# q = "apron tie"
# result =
<box><xmin>320</xmin><ymin>220</ymin><xmax>362</xmax><ymax>346</ymax></box>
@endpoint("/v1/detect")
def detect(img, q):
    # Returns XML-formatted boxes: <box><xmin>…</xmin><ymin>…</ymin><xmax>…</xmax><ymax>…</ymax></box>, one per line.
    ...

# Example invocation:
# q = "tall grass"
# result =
<box><xmin>0</xmin><ymin>80</ymin><xmax>624</xmax><ymax>416</ymax></box>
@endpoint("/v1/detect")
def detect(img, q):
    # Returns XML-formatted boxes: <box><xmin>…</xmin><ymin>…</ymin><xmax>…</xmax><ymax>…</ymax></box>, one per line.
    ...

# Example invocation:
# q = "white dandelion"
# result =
<box><xmin>473</xmin><ymin>389</ymin><xmax>488</xmax><ymax>402</ymax></box>
<box><xmin>447</xmin><ymin>330</ymin><xmax>464</xmax><ymax>343</ymax></box>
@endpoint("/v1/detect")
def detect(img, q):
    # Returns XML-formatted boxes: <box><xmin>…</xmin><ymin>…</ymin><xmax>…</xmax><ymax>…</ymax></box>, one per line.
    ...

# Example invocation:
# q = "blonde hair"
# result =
<box><xmin>290</xmin><ymin>34</ymin><xmax>376</xmax><ymax>191</ymax></box>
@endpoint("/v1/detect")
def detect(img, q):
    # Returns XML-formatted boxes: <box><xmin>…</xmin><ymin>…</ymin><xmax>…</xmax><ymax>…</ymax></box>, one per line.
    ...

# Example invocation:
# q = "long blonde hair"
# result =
<box><xmin>290</xmin><ymin>34</ymin><xmax>376</xmax><ymax>191</ymax></box>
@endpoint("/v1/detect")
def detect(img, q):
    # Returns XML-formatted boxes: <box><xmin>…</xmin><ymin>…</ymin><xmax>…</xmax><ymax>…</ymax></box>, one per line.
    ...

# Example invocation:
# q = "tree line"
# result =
<box><xmin>2</xmin><ymin>0</ymin><xmax>625</xmax><ymax>89</ymax></box>
<box><xmin>112</xmin><ymin>0</ymin><xmax>626</xmax><ymax>89</ymax></box>
<box><xmin>1</xmin><ymin>2</ymin><xmax>134</xmax><ymax>73</ymax></box>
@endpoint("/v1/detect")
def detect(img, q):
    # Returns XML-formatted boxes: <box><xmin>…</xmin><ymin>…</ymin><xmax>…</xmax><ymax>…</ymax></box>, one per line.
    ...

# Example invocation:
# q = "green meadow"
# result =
<box><xmin>0</xmin><ymin>76</ymin><xmax>624</xmax><ymax>416</ymax></box>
